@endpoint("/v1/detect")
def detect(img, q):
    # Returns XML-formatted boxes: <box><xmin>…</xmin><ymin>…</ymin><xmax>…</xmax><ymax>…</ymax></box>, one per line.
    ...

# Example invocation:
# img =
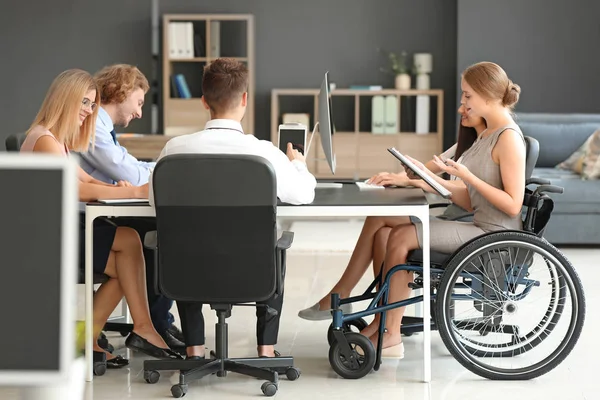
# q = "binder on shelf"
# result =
<box><xmin>168</xmin><ymin>22</ymin><xmax>178</xmax><ymax>59</ymax></box>
<box><xmin>384</xmin><ymin>96</ymin><xmax>398</xmax><ymax>134</ymax></box>
<box><xmin>170</xmin><ymin>75</ymin><xmax>180</xmax><ymax>98</ymax></box>
<box><xmin>194</xmin><ymin>33</ymin><xmax>205</xmax><ymax>57</ymax></box>
<box><xmin>371</xmin><ymin>95</ymin><xmax>385</xmax><ymax>134</ymax></box>
<box><xmin>210</xmin><ymin>21</ymin><xmax>220</xmax><ymax>58</ymax></box>
<box><xmin>183</xmin><ymin>22</ymin><xmax>194</xmax><ymax>59</ymax></box>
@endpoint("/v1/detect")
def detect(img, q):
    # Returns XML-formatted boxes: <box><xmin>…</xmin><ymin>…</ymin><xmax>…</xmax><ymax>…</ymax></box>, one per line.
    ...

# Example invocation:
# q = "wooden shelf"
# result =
<box><xmin>169</xmin><ymin>57</ymin><xmax>248</xmax><ymax>63</ymax></box>
<box><xmin>163</xmin><ymin>14</ymin><xmax>255</xmax><ymax>136</ymax></box>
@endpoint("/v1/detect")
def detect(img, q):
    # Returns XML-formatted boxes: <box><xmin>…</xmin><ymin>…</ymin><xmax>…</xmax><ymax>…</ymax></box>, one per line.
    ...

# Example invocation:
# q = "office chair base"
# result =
<box><xmin>144</xmin><ymin>356</ymin><xmax>291</xmax><ymax>397</ymax></box>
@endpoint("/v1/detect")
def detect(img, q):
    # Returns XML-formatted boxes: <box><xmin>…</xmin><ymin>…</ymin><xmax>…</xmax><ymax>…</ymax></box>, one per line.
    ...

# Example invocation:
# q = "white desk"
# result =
<box><xmin>84</xmin><ymin>185</ymin><xmax>431</xmax><ymax>382</ymax></box>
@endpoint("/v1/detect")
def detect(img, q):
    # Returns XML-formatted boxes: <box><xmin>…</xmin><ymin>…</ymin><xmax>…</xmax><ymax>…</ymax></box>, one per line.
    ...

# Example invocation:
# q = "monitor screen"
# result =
<box><xmin>0</xmin><ymin>154</ymin><xmax>77</xmax><ymax>384</ymax></box>
<box><xmin>318</xmin><ymin>71</ymin><xmax>336</xmax><ymax>174</ymax></box>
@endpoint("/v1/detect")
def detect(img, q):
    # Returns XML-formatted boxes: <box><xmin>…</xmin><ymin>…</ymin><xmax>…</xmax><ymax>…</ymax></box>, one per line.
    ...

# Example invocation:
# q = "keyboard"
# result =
<box><xmin>355</xmin><ymin>180</ymin><xmax>385</xmax><ymax>190</ymax></box>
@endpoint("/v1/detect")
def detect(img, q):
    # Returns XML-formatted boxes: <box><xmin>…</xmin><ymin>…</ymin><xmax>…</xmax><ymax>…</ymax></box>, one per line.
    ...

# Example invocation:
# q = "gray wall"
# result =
<box><xmin>160</xmin><ymin>0</ymin><xmax>458</xmax><ymax>145</ymax></box>
<box><xmin>1</xmin><ymin>0</ymin><xmax>458</xmax><ymax>149</ymax></box>
<box><xmin>0</xmin><ymin>0</ymin><xmax>153</xmax><ymax>147</ymax></box>
<box><xmin>457</xmin><ymin>0</ymin><xmax>600</xmax><ymax>115</ymax></box>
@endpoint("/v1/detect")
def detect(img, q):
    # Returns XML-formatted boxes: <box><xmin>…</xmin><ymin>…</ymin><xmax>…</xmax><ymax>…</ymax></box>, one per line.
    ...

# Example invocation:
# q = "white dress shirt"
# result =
<box><xmin>150</xmin><ymin>119</ymin><xmax>316</xmax><ymax>205</ymax></box>
<box><xmin>78</xmin><ymin>107</ymin><xmax>155</xmax><ymax>185</ymax></box>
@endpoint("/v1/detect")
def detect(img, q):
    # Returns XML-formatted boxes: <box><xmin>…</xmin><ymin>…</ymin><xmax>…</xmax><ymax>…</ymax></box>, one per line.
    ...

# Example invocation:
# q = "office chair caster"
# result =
<box><xmin>327</xmin><ymin>318</ymin><xmax>368</xmax><ymax>346</ymax></box>
<box><xmin>171</xmin><ymin>383</ymin><xmax>188</xmax><ymax>398</ymax></box>
<box><xmin>285</xmin><ymin>367</ymin><xmax>301</xmax><ymax>381</ymax></box>
<box><xmin>144</xmin><ymin>370</ymin><xmax>160</xmax><ymax>384</ymax></box>
<box><xmin>93</xmin><ymin>361</ymin><xmax>107</xmax><ymax>376</ymax></box>
<box><xmin>261</xmin><ymin>381</ymin><xmax>278</xmax><ymax>396</ymax></box>
<box><xmin>329</xmin><ymin>332</ymin><xmax>375</xmax><ymax>379</ymax></box>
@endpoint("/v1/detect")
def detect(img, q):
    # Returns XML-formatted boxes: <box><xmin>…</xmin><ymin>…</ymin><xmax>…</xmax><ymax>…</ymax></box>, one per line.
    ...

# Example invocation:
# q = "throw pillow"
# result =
<box><xmin>556</xmin><ymin>134</ymin><xmax>593</xmax><ymax>174</ymax></box>
<box><xmin>582</xmin><ymin>129</ymin><xmax>600</xmax><ymax>179</ymax></box>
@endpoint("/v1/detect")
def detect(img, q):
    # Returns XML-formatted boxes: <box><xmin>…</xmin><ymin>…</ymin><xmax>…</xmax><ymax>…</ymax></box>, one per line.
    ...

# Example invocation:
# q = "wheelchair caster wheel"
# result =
<box><xmin>402</xmin><ymin>332</ymin><xmax>414</xmax><ymax>337</ymax></box>
<box><xmin>261</xmin><ymin>381</ymin><xmax>278</xmax><ymax>396</ymax></box>
<box><xmin>144</xmin><ymin>370</ymin><xmax>160</xmax><ymax>384</ymax></box>
<box><xmin>327</xmin><ymin>318</ymin><xmax>368</xmax><ymax>346</ymax></box>
<box><xmin>93</xmin><ymin>362</ymin><xmax>106</xmax><ymax>376</ymax></box>
<box><xmin>329</xmin><ymin>332</ymin><xmax>375</xmax><ymax>379</ymax></box>
<box><xmin>285</xmin><ymin>367</ymin><xmax>301</xmax><ymax>381</ymax></box>
<box><xmin>171</xmin><ymin>384</ymin><xmax>188</xmax><ymax>398</ymax></box>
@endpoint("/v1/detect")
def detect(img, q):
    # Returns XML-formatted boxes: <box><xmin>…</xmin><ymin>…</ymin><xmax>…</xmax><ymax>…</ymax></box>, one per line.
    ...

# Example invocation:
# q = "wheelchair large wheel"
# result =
<box><xmin>436</xmin><ymin>231</ymin><xmax>585</xmax><ymax>380</ymax></box>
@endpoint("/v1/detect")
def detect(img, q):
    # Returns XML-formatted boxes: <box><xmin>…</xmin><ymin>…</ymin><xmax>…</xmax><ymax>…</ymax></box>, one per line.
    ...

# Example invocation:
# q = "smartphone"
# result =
<box><xmin>278</xmin><ymin>123</ymin><xmax>307</xmax><ymax>155</ymax></box>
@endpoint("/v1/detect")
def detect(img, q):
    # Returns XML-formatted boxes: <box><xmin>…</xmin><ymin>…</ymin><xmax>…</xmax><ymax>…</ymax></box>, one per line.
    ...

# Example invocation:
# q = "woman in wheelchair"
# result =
<box><xmin>362</xmin><ymin>62</ymin><xmax>527</xmax><ymax>354</ymax></box>
<box><xmin>20</xmin><ymin>69</ymin><xmax>179</xmax><ymax>368</ymax></box>
<box><xmin>323</xmin><ymin>64</ymin><xmax>584</xmax><ymax>380</ymax></box>
<box><xmin>298</xmin><ymin>104</ymin><xmax>487</xmax><ymax>322</ymax></box>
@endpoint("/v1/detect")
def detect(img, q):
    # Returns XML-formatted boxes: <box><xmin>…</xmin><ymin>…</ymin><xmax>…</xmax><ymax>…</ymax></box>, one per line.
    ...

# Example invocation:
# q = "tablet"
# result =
<box><xmin>387</xmin><ymin>147</ymin><xmax>452</xmax><ymax>199</ymax></box>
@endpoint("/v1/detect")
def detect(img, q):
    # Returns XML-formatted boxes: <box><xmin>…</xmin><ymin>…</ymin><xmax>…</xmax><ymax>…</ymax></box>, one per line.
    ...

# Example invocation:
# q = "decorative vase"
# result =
<box><xmin>395</xmin><ymin>73</ymin><xmax>411</xmax><ymax>90</ymax></box>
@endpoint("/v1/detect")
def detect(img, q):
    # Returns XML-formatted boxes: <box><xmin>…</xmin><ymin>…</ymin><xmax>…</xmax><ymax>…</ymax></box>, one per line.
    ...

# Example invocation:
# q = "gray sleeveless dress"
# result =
<box><xmin>413</xmin><ymin>125</ymin><xmax>524</xmax><ymax>253</ymax></box>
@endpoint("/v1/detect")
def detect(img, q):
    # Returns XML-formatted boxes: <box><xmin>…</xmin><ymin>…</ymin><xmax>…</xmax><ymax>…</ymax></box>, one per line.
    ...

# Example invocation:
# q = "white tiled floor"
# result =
<box><xmin>2</xmin><ymin>220</ymin><xmax>598</xmax><ymax>399</ymax></box>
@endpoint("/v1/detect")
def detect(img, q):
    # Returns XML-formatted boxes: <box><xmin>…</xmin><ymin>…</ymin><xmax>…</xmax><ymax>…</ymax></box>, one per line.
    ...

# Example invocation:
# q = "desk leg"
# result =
<box><xmin>85</xmin><ymin>213</ymin><xmax>95</xmax><ymax>382</ymax></box>
<box><xmin>420</xmin><ymin>210</ymin><xmax>431</xmax><ymax>383</ymax></box>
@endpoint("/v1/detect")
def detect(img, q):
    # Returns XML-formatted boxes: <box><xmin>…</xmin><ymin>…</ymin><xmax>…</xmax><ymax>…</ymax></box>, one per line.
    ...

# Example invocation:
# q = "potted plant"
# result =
<box><xmin>379</xmin><ymin>49</ymin><xmax>411</xmax><ymax>90</ymax></box>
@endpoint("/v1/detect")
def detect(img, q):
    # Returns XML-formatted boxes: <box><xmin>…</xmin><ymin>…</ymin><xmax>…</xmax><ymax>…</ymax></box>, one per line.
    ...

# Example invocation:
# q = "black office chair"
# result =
<box><xmin>143</xmin><ymin>154</ymin><xmax>299</xmax><ymax>398</ymax></box>
<box><xmin>5</xmin><ymin>132</ymin><xmax>27</xmax><ymax>151</ymax></box>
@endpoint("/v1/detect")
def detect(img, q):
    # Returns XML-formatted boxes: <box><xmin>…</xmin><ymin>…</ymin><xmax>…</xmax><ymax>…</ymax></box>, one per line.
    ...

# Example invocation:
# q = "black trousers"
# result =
<box><xmin>177</xmin><ymin>290</ymin><xmax>284</xmax><ymax>347</ymax></box>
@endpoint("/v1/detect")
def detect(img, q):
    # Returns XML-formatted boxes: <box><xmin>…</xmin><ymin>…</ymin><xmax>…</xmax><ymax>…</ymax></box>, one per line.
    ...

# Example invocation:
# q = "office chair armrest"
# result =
<box><xmin>144</xmin><ymin>230</ymin><xmax>158</xmax><ymax>249</ymax></box>
<box><xmin>276</xmin><ymin>231</ymin><xmax>294</xmax><ymax>251</ymax></box>
<box><xmin>275</xmin><ymin>231</ymin><xmax>294</xmax><ymax>296</ymax></box>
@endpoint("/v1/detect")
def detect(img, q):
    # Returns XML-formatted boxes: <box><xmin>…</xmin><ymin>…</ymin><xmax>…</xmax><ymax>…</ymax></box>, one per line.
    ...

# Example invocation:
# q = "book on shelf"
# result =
<box><xmin>171</xmin><ymin>74</ymin><xmax>191</xmax><ymax>99</ymax></box>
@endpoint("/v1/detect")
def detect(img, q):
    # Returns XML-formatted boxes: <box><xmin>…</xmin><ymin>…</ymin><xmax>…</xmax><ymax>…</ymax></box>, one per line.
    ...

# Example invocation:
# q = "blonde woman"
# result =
<box><xmin>20</xmin><ymin>69</ymin><xmax>180</xmax><ymax>367</ymax></box>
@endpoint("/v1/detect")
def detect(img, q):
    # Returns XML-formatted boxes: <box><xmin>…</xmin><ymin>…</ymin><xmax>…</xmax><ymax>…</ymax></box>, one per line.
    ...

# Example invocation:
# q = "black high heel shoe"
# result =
<box><xmin>106</xmin><ymin>355</ymin><xmax>129</xmax><ymax>369</ymax></box>
<box><xmin>125</xmin><ymin>332</ymin><xmax>183</xmax><ymax>360</ymax></box>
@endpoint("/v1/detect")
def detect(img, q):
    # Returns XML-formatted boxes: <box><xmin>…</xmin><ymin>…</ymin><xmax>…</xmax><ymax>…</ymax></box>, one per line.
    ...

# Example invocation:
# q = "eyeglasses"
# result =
<box><xmin>81</xmin><ymin>98</ymin><xmax>97</xmax><ymax>111</ymax></box>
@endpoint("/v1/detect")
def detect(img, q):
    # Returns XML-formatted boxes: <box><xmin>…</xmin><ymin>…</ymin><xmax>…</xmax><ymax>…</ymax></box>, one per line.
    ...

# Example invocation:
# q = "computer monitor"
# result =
<box><xmin>0</xmin><ymin>153</ymin><xmax>78</xmax><ymax>385</ymax></box>
<box><xmin>317</xmin><ymin>71</ymin><xmax>336</xmax><ymax>174</ymax></box>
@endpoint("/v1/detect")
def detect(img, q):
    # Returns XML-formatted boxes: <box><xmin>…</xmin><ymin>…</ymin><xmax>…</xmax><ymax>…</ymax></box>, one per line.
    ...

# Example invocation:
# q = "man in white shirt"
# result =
<box><xmin>151</xmin><ymin>58</ymin><xmax>316</xmax><ymax>359</ymax></box>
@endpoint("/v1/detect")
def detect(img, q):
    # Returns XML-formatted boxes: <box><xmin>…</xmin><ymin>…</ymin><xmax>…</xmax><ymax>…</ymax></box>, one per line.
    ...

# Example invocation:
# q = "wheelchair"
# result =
<box><xmin>327</xmin><ymin>177</ymin><xmax>586</xmax><ymax>381</ymax></box>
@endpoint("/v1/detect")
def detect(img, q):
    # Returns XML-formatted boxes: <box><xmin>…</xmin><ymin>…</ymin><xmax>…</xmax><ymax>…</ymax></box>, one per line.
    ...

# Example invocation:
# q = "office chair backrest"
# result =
<box><xmin>152</xmin><ymin>154</ymin><xmax>278</xmax><ymax>304</ymax></box>
<box><xmin>5</xmin><ymin>133</ymin><xmax>27</xmax><ymax>152</ymax></box>
<box><xmin>524</xmin><ymin>136</ymin><xmax>539</xmax><ymax>180</ymax></box>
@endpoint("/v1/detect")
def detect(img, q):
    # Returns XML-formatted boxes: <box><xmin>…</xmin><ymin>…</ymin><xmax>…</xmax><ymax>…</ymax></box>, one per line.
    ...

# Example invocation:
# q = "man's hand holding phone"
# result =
<box><xmin>286</xmin><ymin>142</ymin><xmax>306</xmax><ymax>163</ymax></box>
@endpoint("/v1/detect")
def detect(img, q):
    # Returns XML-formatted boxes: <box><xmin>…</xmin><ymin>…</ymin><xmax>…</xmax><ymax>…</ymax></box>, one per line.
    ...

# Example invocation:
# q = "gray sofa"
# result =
<box><xmin>515</xmin><ymin>113</ymin><xmax>600</xmax><ymax>245</ymax></box>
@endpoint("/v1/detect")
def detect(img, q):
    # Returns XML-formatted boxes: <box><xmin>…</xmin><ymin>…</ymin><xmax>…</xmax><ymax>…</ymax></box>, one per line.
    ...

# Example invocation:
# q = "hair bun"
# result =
<box><xmin>503</xmin><ymin>80</ymin><xmax>521</xmax><ymax>107</ymax></box>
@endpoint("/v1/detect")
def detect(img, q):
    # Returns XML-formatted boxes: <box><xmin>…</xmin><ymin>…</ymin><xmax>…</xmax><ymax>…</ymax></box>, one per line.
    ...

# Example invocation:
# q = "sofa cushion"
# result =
<box><xmin>556</xmin><ymin>135</ymin><xmax>592</xmax><ymax>174</ymax></box>
<box><xmin>582</xmin><ymin>129</ymin><xmax>600</xmax><ymax>179</ymax></box>
<box><xmin>532</xmin><ymin>167</ymin><xmax>600</xmax><ymax>213</ymax></box>
<box><xmin>518</xmin><ymin>122</ymin><xmax>600</xmax><ymax>167</ymax></box>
